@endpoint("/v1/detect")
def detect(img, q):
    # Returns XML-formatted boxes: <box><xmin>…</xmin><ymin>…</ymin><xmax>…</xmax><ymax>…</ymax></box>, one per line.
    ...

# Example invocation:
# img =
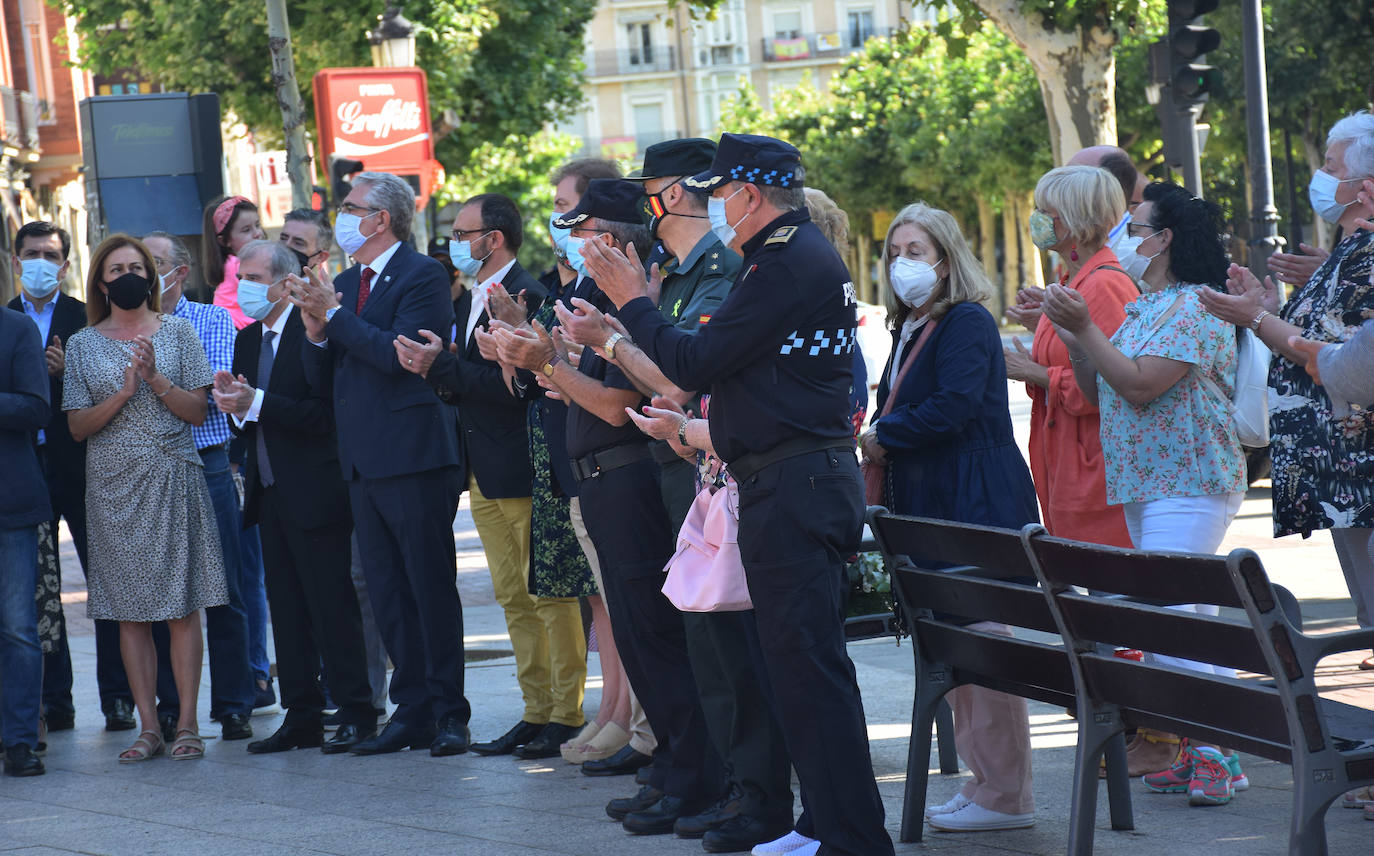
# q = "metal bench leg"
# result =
<box><xmin>1102</xmin><ymin>731</ymin><xmax>1135</xmax><ymax>831</ymax></box>
<box><xmin>935</xmin><ymin>698</ymin><xmax>958</xmax><ymax>774</ymax></box>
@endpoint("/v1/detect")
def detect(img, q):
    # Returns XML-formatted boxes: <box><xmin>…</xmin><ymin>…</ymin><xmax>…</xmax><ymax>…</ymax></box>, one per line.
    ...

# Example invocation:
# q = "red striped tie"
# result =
<box><xmin>356</xmin><ymin>267</ymin><xmax>375</xmax><ymax>314</ymax></box>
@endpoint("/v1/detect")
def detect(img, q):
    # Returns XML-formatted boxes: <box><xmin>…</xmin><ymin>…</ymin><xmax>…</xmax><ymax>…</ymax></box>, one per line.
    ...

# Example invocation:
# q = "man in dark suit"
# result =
<box><xmin>212</xmin><ymin>240</ymin><xmax>376</xmax><ymax>755</ymax></box>
<box><xmin>396</xmin><ymin>194</ymin><xmax>586</xmax><ymax>760</ymax></box>
<box><xmin>7</xmin><ymin>221</ymin><xmax>136</xmax><ymax>733</ymax></box>
<box><xmin>288</xmin><ymin>171</ymin><xmax>469</xmax><ymax>757</ymax></box>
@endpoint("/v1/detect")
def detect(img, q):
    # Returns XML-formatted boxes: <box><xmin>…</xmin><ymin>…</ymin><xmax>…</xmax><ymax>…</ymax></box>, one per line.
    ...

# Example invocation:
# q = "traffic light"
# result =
<box><xmin>1167</xmin><ymin>0</ymin><xmax>1222</xmax><ymax>107</ymax></box>
<box><xmin>331</xmin><ymin>157</ymin><xmax>365</xmax><ymax>209</ymax></box>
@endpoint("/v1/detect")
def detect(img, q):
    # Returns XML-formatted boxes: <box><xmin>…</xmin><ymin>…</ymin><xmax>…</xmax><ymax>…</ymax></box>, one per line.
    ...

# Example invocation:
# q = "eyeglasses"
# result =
<box><xmin>451</xmin><ymin>227</ymin><xmax>491</xmax><ymax>238</ymax></box>
<box><xmin>1126</xmin><ymin>223</ymin><xmax>1162</xmax><ymax>237</ymax></box>
<box><xmin>338</xmin><ymin>202</ymin><xmax>381</xmax><ymax>216</ymax></box>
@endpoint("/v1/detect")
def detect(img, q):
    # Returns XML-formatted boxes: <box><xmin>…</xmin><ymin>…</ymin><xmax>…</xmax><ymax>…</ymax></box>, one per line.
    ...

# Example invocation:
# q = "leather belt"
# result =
<box><xmin>570</xmin><ymin>442</ymin><xmax>652</xmax><ymax>483</ymax></box>
<box><xmin>727</xmin><ymin>435</ymin><xmax>851</xmax><ymax>484</ymax></box>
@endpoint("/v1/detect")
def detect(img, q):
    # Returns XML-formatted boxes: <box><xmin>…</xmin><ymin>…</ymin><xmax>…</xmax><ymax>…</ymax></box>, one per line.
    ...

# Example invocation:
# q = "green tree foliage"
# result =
<box><xmin>719</xmin><ymin>22</ymin><xmax>1052</xmax><ymax>227</ymax></box>
<box><xmin>60</xmin><ymin>0</ymin><xmax>597</xmax><ymax>174</ymax></box>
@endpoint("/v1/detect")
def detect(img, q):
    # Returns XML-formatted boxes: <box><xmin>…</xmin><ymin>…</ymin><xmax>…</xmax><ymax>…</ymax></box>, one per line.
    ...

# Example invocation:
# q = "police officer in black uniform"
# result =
<box><xmin>494</xmin><ymin>179</ymin><xmax>721</xmax><ymax>836</ymax></box>
<box><xmin>584</xmin><ymin>135</ymin><xmax>894</xmax><ymax>856</ymax></box>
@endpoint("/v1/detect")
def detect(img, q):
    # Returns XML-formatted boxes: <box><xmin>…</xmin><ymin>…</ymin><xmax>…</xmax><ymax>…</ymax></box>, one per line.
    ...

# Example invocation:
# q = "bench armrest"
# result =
<box><xmin>1313</xmin><ymin>627</ymin><xmax>1374</xmax><ymax>661</ymax></box>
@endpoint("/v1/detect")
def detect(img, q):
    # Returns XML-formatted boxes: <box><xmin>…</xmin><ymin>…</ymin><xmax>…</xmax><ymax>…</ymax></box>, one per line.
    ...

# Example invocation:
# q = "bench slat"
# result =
<box><xmin>896</xmin><ymin>568</ymin><xmax>1059</xmax><ymax>634</ymax></box>
<box><xmin>1030</xmin><ymin>536</ymin><xmax>1246</xmax><ymax>608</ymax></box>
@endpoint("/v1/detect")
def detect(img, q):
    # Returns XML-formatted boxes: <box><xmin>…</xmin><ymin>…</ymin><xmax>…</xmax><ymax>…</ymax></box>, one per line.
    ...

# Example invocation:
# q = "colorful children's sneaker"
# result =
<box><xmin>1224</xmin><ymin>752</ymin><xmax>1248</xmax><ymax>791</ymax></box>
<box><xmin>1142</xmin><ymin>738</ymin><xmax>1196</xmax><ymax>793</ymax></box>
<box><xmin>1188</xmin><ymin>746</ymin><xmax>1233</xmax><ymax>806</ymax></box>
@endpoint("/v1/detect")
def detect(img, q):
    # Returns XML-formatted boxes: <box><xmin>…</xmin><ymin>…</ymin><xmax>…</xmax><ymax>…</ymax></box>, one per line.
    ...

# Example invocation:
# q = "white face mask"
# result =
<box><xmin>889</xmin><ymin>257</ymin><xmax>942</xmax><ymax>308</ymax></box>
<box><xmin>19</xmin><ymin>258</ymin><xmax>61</xmax><ymax>299</ymax></box>
<box><xmin>1113</xmin><ymin>233</ymin><xmax>1157</xmax><ymax>282</ymax></box>
<box><xmin>334</xmin><ymin>209</ymin><xmax>380</xmax><ymax>256</ymax></box>
<box><xmin>707</xmin><ymin>186</ymin><xmax>749</xmax><ymax>246</ymax></box>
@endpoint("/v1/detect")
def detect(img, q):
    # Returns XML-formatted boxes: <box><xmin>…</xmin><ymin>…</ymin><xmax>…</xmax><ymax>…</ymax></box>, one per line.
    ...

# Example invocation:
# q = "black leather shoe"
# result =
<box><xmin>158</xmin><ymin>712</ymin><xmax>178</xmax><ymax>745</ymax></box>
<box><xmin>430</xmin><ymin>715</ymin><xmax>470</xmax><ymax>756</ymax></box>
<box><xmin>702</xmin><ymin>814</ymin><xmax>794</xmax><ymax>853</ymax></box>
<box><xmin>606</xmin><ymin>785</ymin><xmax>664</xmax><ymax>821</ymax></box>
<box><xmin>247</xmin><ymin>723</ymin><xmax>323</xmax><ymax>754</ymax></box>
<box><xmin>220</xmin><ymin>713</ymin><xmax>253</xmax><ymax>741</ymax></box>
<box><xmin>350</xmin><ymin>719</ymin><xmax>437</xmax><ymax>755</ymax></box>
<box><xmin>636</xmin><ymin>765</ymin><xmax>652</xmax><ymax>785</ymax></box>
<box><xmin>514</xmin><ymin>721</ymin><xmax>581</xmax><ymax>759</ymax></box>
<box><xmin>674</xmin><ymin>788</ymin><xmax>743</xmax><ymax>838</ymax></box>
<box><xmin>104</xmin><ymin>699</ymin><xmax>136</xmax><ymax>732</ymax></box>
<box><xmin>3</xmin><ymin>744</ymin><xmax>45</xmax><ymax>777</ymax></box>
<box><xmin>582</xmin><ymin>744</ymin><xmax>654</xmax><ymax>777</ymax></box>
<box><xmin>469</xmin><ymin>720</ymin><xmax>543</xmax><ymax>756</ymax></box>
<box><xmin>44</xmin><ymin>711</ymin><xmax>75</xmax><ymax>732</ymax></box>
<box><xmin>623</xmin><ymin>795</ymin><xmax>692</xmax><ymax>835</ymax></box>
<box><xmin>322</xmin><ymin>723</ymin><xmax>375</xmax><ymax>755</ymax></box>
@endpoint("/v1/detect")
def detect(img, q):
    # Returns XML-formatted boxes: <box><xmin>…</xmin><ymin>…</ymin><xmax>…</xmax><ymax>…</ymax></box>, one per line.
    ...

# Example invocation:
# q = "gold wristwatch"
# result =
<box><xmin>541</xmin><ymin>353</ymin><xmax>559</xmax><ymax>377</ymax></box>
<box><xmin>604</xmin><ymin>332</ymin><xmax>625</xmax><ymax>360</ymax></box>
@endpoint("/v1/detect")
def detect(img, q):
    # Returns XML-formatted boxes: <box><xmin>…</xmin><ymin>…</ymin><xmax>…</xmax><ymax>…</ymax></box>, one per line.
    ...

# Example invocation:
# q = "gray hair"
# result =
<box><xmin>1328</xmin><ymin>111</ymin><xmax>1374</xmax><ymax>178</ymax></box>
<box><xmin>758</xmin><ymin>164</ymin><xmax>806</xmax><ymax>211</ymax></box>
<box><xmin>238</xmin><ymin>239</ymin><xmax>298</xmax><ymax>282</ymax></box>
<box><xmin>142</xmin><ymin>230</ymin><xmax>193</xmax><ymax>269</ymax></box>
<box><xmin>355</xmin><ymin>171</ymin><xmax>415</xmax><ymax>241</ymax></box>
<box><xmin>590</xmin><ymin>217</ymin><xmax>652</xmax><ymax>262</ymax></box>
<box><xmin>283</xmin><ymin>208</ymin><xmax>333</xmax><ymax>253</ymax></box>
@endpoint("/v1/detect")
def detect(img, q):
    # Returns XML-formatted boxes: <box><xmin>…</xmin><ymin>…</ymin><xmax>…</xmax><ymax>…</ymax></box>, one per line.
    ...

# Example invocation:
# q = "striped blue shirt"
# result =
<box><xmin>172</xmin><ymin>295</ymin><xmax>235</xmax><ymax>449</ymax></box>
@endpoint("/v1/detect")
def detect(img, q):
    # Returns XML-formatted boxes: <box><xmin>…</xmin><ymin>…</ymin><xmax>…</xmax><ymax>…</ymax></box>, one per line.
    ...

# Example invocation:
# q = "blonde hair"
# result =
<box><xmin>86</xmin><ymin>234</ymin><xmax>161</xmax><ymax>325</ymax></box>
<box><xmin>880</xmin><ymin>202</ymin><xmax>992</xmax><ymax>327</ymax></box>
<box><xmin>1032</xmin><ymin>165</ymin><xmax>1125</xmax><ymax>249</ymax></box>
<box><xmin>804</xmin><ymin>187</ymin><xmax>850</xmax><ymax>258</ymax></box>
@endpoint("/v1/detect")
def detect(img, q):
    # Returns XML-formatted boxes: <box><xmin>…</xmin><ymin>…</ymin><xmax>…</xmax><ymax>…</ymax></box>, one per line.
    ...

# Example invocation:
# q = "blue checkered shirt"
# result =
<box><xmin>172</xmin><ymin>295</ymin><xmax>235</xmax><ymax>449</ymax></box>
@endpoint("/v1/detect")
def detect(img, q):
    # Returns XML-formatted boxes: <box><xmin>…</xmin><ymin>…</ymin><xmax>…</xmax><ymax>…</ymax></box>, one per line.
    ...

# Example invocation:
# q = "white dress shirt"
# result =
<box><xmin>235</xmin><ymin>303</ymin><xmax>295</xmax><ymax>426</ymax></box>
<box><xmin>466</xmin><ymin>258</ymin><xmax>516</xmax><ymax>348</ymax></box>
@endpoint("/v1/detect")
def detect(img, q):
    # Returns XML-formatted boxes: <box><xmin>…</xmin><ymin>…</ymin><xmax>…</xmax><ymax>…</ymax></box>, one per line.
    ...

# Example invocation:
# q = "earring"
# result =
<box><xmin>1070</xmin><ymin>245</ymin><xmax>1079</xmax><ymax>262</ymax></box>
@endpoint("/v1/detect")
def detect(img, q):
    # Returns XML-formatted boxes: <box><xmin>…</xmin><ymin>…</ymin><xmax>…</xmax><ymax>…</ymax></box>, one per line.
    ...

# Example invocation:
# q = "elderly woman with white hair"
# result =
<box><xmin>1201</xmin><ymin>110</ymin><xmax>1374</xmax><ymax>672</ymax></box>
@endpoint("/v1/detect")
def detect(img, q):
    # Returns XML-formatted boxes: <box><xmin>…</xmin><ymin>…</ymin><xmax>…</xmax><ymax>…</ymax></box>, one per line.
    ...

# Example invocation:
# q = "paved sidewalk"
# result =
<box><xmin>3</xmin><ymin>480</ymin><xmax>1371</xmax><ymax>855</ymax></box>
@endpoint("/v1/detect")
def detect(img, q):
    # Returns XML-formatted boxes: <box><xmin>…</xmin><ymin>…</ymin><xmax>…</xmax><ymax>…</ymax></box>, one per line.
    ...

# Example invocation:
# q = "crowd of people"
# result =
<box><xmin>2</xmin><ymin>112</ymin><xmax>1374</xmax><ymax>851</ymax></box>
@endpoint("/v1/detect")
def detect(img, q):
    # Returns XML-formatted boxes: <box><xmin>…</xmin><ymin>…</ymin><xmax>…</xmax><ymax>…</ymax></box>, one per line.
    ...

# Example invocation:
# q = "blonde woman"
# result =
<box><xmin>62</xmin><ymin>235</ymin><xmax>227</xmax><ymax>762</ymax></box>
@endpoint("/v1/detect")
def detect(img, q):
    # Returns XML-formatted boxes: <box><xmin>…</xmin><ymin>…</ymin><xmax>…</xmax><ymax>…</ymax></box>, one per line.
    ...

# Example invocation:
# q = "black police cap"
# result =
<box><xmin>683</xmin><ymin>133</ymin><xmax>802</xmax><ymax>194</ymax></box>
<box><xmin>627</xmin><ymin>138</ymin><xmax>717</xmax><ymax>182</ymax></box>
<box><xmin>552</xmin><ymin>179</ymin><xmax>645</xmax><ymax>228</ymax></box>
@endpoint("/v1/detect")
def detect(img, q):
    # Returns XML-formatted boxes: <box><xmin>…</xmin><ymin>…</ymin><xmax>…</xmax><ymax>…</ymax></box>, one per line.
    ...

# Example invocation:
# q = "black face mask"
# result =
<box><xmin>640</xmin><ymin>184</ymin><xmax>707</xmax><ymax>238</ymax></box>
<box><xmin>105</xmin><ymin>272</ymin><xmax>151</xmax><ymax>310</ymax></box>
<box><xmin>290</xmin><ymin>247</ymin><xmax>313</xmax><ymax>272</ymax></box>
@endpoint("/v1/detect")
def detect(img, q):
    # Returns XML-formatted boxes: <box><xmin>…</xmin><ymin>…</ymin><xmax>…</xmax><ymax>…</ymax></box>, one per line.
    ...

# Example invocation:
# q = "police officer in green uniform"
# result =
<box><xmin>583</xmin><ymin>134</ymin><xmax>894</xmax><ymax>856</ymax></box>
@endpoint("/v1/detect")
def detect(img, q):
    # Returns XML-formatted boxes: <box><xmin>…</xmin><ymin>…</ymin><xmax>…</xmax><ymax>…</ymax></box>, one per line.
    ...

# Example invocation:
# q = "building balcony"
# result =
<box><xmin>573</xmin><ymin>130</ymin><xmax>683</xmax><ymax>160</ymax></box>
<box><xmin>760</xmin><ymin>28</ymin><xmax>894</xmax><ymax>63</ymax></box>
<box><xmin>18</xmin><ymin>91</ymin><xmax>42</xmax><ymax>151</ymax></box>
<box><xmin>0</xmin><ymin>86</ymin><xmax>20</xmax><ymax>147</ymax></box>
<box><xmin>585</xmin><ymin>46</ymin><xmax>679</xmax><ymax>78</ymax></box>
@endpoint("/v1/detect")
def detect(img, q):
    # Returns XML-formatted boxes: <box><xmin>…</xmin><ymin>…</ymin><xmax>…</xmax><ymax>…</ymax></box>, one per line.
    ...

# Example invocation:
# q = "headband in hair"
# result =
<box><xmin>213</xmin><ymin>196</ymin><xmax>251</xmax><ymax>234</ymax></box>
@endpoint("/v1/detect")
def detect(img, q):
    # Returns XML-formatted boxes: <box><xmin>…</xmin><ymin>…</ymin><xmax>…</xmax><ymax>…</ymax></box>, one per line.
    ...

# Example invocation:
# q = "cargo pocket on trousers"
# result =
<box><xmin>745</xmin><ymin>553</ymin><xmax>843</xmax><ymax>655</ymax></box>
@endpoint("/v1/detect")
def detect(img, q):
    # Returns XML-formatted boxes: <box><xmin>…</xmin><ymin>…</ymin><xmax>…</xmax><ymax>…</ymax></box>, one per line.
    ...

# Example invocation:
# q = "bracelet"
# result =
<box><xmin>155</xmin><ymin>383</ymin><xmax>173</xmax><ymax>397</ymax></box>
<box><xmin>677</xmin><ymin>418</ymin><xmax>692</xmax><ymax>447</ymax></box>
<box><xmin>1069</xmin><ymin>353</ymin><xmax>1090</xmax><ymax>365</ymax></box>
<box><xmin>1250</xmin><ymin>309</ymin><xmax>1270</xmax><ymax>333</ymax></box>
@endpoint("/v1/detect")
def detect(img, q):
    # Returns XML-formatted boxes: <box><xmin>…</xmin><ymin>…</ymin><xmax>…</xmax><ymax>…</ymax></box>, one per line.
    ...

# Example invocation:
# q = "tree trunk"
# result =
<box><xmin>973</xmin><ymin>0</ymin><xmax>1119</xmax><ymax>165</ymax></box>
<box><xmin>977</xmin><ymin>195</ymin><xmax>998</xmax><ymax>306</ymax></box>
<box><xmin>1001</xmin><ymin>193</ymin><xmax>1020</xmax><ymax>311</ymax></box>
<box><xmin>1017</xmin><ymin>192</ymin><xmax>1045</xmax><ymax>293</ymax></box>
<box><xmin>1301</xmin><ymin>107</ymin><xmax>1330</xmax><ymax>250</ymax></box>
<box><xmin>266</xmin><ymin>0</ymin><xmax>312</xmax><ymax>210</ymax></box>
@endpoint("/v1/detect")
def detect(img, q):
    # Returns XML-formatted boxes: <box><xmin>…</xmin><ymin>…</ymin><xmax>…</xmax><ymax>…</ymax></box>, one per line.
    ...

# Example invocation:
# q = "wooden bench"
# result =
<box><xmin>1024</xmin><ymin>527</ymin><xmax>1374</xmax><ymax>856</ymax></box>
<box><xmin>868</xmin><ymin>510</ymin><xmax>1136</xmax><ymax>844</ymax></box>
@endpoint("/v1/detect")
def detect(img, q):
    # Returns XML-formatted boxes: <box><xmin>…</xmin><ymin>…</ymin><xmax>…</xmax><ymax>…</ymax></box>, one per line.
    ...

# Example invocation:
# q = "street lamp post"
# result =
<box><xmin>1241</xmin><ymin>0</ymin><xmax>1281</xmax><ymax>281</ymax></box>
<box><xmin>370</xmin><ymin>6</ymin><xmax>417</xmax><ymax>68</ymax></box>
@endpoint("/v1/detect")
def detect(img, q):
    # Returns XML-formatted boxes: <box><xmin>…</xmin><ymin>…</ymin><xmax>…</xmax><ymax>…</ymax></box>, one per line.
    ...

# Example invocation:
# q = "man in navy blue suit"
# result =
<box><xmin>288</xmin><ymin>171</ymin><xmax>470</xmax><ymax>756</ymax></box>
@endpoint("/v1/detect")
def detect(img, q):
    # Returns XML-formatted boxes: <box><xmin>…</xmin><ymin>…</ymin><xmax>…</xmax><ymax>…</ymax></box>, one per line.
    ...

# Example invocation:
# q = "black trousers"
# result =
<box><xmin>349</xmin><ymin>466</ymin><xmax>468</xmax><ymax>726</ymax></box>
<box><xmin>735</xmin><ymin>449</ymin><xmax>893</xmax><ymax>856</ymax></box>
<box><xmin>259</xmin><ymin>487</ymin><xmax>374</xmax><ymax>728</ymax></box>
<box><xmin>579</xmin><ymin>457</ymin><xmax>720</xmax><ymax>804</ymax></box>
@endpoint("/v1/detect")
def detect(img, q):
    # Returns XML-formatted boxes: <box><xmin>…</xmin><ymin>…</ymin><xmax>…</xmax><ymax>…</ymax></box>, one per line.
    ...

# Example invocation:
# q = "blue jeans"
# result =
<box><xmin>0</xmin><ymin>525</ymin><xmax>43</xmax><ymax>748</ymax></box>
<box><xmin>192</xmin><ymin>446</ymin><xmax>255</xmax><ymax>718</ymax></box>
<box><xmin>238</xmin><ymin>525</ymin><xmax>271</xmax><ymax>685</ymax></box>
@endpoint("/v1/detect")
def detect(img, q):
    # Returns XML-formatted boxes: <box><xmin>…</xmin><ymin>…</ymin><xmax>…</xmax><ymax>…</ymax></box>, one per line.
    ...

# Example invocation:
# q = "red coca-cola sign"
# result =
<box><xmin>313</xmin><ymin>67</ymin><xmax>443</xmax><ymax>207</ymax></box>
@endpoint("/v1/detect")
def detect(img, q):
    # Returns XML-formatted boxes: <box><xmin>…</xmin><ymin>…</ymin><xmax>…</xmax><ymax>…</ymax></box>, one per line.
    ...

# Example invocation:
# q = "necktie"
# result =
<box><xmin>356</xmin><ymin>267</ymin><xmax>375</xmax><ymax>314</ymax></box>
<box><xmin>256</xmin><ymin>330</ymin><xmax>276</xmax><ymax>488</ymax></box>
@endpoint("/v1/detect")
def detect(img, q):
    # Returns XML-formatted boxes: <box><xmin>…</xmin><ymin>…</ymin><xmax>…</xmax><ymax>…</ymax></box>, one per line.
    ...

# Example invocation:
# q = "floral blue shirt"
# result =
<box><xmin>1099</xmin><ymin>284</ymin><xmax>1246</xmax><ymax>505</ymax></box>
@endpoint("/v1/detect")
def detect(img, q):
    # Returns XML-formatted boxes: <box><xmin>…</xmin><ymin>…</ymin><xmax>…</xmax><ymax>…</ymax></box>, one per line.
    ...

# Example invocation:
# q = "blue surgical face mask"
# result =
<box><xmin>333</xmin><ymin>209</ymin><xmax>380</xmax><ymax>257</ymax></box>
<box><xmin>237</xmin><ymin>278</ymin><xmax>279</xmax><ymax>321</ymax></box>
<box><xmin>563</xmin><ymin>236</ymin><xmax>589</xmax><ymax>275</ymax></box>
<box><xmin>1309</xmin><ymin>169</ymin><xmax>1361</xmax><ymax>224</ymax></box>
<box><xmin>707</xmin><ymin>186</ymin><xmax>749</xmax><ymax>247</ymax></box>
<box><xmin>548</xmin><ymin>211</ymin><xmax>572</xmax><ymax>258</ymax></box>
<box><xmin>450</xmin><ymin>232</ymin><xmax>492</xmax><ymax>277</ymax></box>
<box><xmin>19</xmin><ymin>258</ymin><xmax>61</xmax><ymax>299</ymax></box>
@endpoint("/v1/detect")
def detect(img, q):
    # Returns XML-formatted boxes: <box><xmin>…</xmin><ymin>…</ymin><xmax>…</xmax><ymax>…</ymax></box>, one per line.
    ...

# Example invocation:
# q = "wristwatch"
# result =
<box><xmin>541</xmin><ymin>353</ymin><xmax>559</xmax><ymax>377</ymax></box>
<box><xmin>325</xmin><ymin>305</ymin><xmax>340</xmax><ymax>322</ymax></box>
<box><xmin>678</xmin><ymin>418</ymin><xmax>691</xmax><ymax>447</ymax></box>
<box><xmin>603</xmin><ymin>332</ymin><xmax>625</xmax><ymax>360</ymax></box>
<box><xmin>1249</xmin><ymin>309</ymin><xmax>1270</xmax><ymax>333</ymax></box>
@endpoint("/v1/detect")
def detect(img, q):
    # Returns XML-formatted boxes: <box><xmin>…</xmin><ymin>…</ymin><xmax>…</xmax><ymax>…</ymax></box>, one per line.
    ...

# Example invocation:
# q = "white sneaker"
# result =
<box><xmin>750</xmin><ymin>829</ymin><xmax>818</xmax><ymax>855</ymax></box>
<box><xmin>927</xmin><ymin>802</ymin><xmax>1036</xmax><ymax>832</ymax></box>
<box><xmin>786</xmin><ymin>843</ymin><xmax>820</xmax><ymax>856</ymax></box>
<box><xmin>925</xmin><ymin>792</ymin><xmax>973</xmax><ymax>818</ymax></box>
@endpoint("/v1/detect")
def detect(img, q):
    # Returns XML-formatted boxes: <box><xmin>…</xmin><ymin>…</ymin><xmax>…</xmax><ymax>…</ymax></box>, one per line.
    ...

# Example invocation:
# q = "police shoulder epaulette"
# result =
<box><xmin>763</xmin><ymin>225</ymin><xmax>797</xmax><ymax>247</ymax></box>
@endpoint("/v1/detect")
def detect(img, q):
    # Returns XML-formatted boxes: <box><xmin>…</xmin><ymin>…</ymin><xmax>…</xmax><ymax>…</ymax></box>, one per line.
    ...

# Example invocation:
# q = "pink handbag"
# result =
<box><xmin>661</xmin><ymin>479</ymin><xmax>753</xmax><ymax>612</ymax></box>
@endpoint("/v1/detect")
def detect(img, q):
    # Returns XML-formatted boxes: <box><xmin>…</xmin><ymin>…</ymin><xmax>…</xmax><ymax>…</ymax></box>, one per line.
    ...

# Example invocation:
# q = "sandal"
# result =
<box><xmin>119</xmin><ymin>730</ymin><xmax>165</xmax><ymax>763</ymax></box>
<box><xmin>169</xmin><ymin>728</ymin><xmax>205</xmax><ymax>761</ymax></box>
<box><xmin>1343</xmin><ymin>785</ymin><xmax>1374</xmax><ymax>809</ymax></box>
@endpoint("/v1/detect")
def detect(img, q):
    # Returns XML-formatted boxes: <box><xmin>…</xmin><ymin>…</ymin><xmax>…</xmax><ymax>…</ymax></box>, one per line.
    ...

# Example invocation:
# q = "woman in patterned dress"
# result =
<box><xmin>1200</xmin><ymin>111</ymin><xmax>1374</xmax><ymax>671</ymax></box>
<box><xmin>62</xmin><ymin>235</ymin><xmax>228</xmax><ymax>762</ymax></box>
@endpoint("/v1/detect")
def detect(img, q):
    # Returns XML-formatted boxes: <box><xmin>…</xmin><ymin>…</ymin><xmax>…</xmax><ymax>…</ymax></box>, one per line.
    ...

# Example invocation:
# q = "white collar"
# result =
<box><xmin>264</xmin><ymin>302</ymin><xmax>294</xmax><ymax>336</ymax></box>
<box><xmin>365</xmin><ymin>240</ymin><xmax>403</xmax><ymax>277</ymax></box>
<box><xmin>476</xmin><ymin>259</ymin><xmax>518</xmax><ymax>304</ymax></box>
